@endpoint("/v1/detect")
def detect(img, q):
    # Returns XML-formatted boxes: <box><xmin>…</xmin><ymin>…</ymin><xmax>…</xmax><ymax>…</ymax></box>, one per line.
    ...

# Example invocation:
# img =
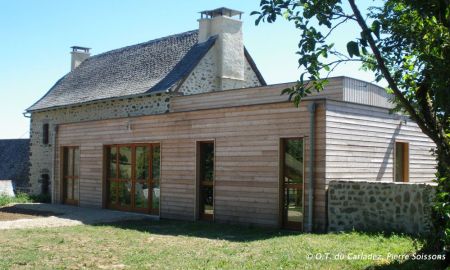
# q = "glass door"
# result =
<box><xmin>62</xmin><ymin>146</ymin><xmax>80</xmax><ymax>205</ymax></box>
<box><xmin>280</xmin><ymin>138</ymin><xmax>304</xmax><ymax>230</ymax></box>
<box><xmin>197</xmin><ymin>141</ymin><xmax>214</xmax><ymax>220</ymax></box>
<box><xmin>106</xmin><ymin>143</ymin><xmax>160</xmax><ymax>214</ymax></box>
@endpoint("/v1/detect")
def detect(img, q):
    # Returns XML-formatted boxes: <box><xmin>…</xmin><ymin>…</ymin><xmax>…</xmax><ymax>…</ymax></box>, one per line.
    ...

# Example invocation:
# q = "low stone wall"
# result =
<box><xmin>328</xmin><ymin>180</ymin><xmax>436</xmax><ymax>235</ymax></box>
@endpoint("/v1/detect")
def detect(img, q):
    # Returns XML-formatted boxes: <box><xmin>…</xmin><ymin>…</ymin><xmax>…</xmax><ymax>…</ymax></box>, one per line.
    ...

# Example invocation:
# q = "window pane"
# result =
<box><xmin>136</xmin><ymin>146</ymin><xmax>149</xmax><ymax>180</ymax></box>
<box><xmin>63</xmin><ymin>148</ymin><xmax>69</xmax><ymax>177</ymax></box>
<box><xmin>74</xmin><ymin>148</ymin><xmax>80</xmax><ymax>177</ymax></box>
<box><xmin>109</xmin><ymin>147</ymin><xmax>117</xmax><ymax>178</ymax></box>
<box><xmin>152</xmin><ymin>145</ymin><xmax>161</xmax><ymax>181</ymax></box>
<box><xmin>73</xmin><ymin>178</ymin><xmax>79</xmax><ymax>200</ymax></box>
<box><xmin>285</xmin><ymin>188</ymin><xmax>302</xmax><ymax>223</ymax></box>
<box><xmin>66</xmin><ymin>178</ymin><xmax>73</xmax><ymax>200</ymax></box>
<box><xmin>201</xmin><ymin>186</ymin><xmax>213</xmax><ymax>215</ymax></box>
<box><xmin>152</xmin><ymin>182</ymin><xmax>160</xmax><ymax>211</ymax></box>
<box><xmin>135</xmin><ymin>182</ymin><xmax>148</xmax><ymax>208</ymax></box>
<box><xmin>119</xmin><ymin>147</ymin><xmax>131</xmax><ymax>179</ymax></box>
<box><xmin>108</xmin><ymin>181</ymin><xmax>118</xmax><ymax>205</ymax></box>
<box><xmin>118</xmin><ymin>181</ymin><xmax>132</xmax><ymax>207</ymax></box>
<box><xmin>284</xmin><ymin>139</ymin><xmax>303</xmax><ymax>183</ymax></box>
<box><xmin>200</xmin><ymin>143</ymin><xmax>214</xmax><ymax>182</ymax></box>
<box><xmin>68</xmin><ymin>148</ymin><xmax>74</xmax><ymax>177</ymax></box>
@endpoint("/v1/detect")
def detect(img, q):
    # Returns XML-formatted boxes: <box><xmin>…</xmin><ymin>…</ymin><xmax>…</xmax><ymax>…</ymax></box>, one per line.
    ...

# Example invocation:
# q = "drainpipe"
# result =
<box><xmin>51</xmin><ymin>125</ymin><xmax>58</xmax><ymax>204</ymax></box>
<box><xmin>307</xmin><ymin>102</ymin><xmax>316</xmax><ymax>233</ymax></box>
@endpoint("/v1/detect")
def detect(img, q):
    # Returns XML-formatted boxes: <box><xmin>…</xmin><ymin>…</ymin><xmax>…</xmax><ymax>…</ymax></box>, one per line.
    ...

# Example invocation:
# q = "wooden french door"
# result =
<box><xmin>280</xmin><ymin>138</ymin><xmax>304</xmax><ymax>230</ymax></box>
<box><xmin>105</xmin><ymin>144</ymin><xmax>160</xmax><ymax>214</ymax></box>
<box><xmin>62</xmin><ymin>146</ymin><xmax>80</xmax><ymax>205</ymax></box>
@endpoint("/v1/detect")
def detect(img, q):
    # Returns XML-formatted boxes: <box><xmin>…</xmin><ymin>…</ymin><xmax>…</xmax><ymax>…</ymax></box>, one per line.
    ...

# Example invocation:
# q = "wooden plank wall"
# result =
<box><xmin>56</xmin><ymin>100</ymin><xmax>327</xmax><ymax>229</ymax></box>
<box><xmin>325</xmin><ymin>100</ymin><xmax>437</xmax><ymax>184</ymax></box>
<box><xmin>170</xmin><ymin>78</ymin><xmax>345</xmax><ymax>113</ymax></box>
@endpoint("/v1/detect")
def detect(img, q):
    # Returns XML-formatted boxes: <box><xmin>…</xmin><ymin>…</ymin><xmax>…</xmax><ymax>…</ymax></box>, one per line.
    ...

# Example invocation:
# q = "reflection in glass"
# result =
<box><xmin>135</xmin><ymin>182</ymin><xmax>148</xmax><ymax>208</ymax></box>
<box><xmin>118</xmin><ymin>181</ymin><xmax>132</xmax><ymax>207</ymax></box>
<box><xmin>152</xmin><ymin>183</ymin><xmax>160</xmax><ymax>211</ymax></box>
<box><xmin>73</xmin><ymin>178</ymin><xmax>79</xmax><ymax>200</ymax></box>
<box><xmin>284</xmin><ymin>139</ymin><xmax>303</xmax><ymax>183</ymax></box>
<box><xmin>152</xmin><ymin>146</ymin><xmax>161</xmax><ymax>181</ymax></box>
<box><xmin>119</xmin><ymin>147</ymin><xmax>131</xmax><ymax>179</ymax></box>
<box><xmin>285</xmin><ymin>188</ymin><xmax>302</xmax><ymax>223</ymax></box>
<box><xmin>66</xmin><ymin>178</ymin><xmax>73</xmax><ymax>200</ymax></box>
<box><xmin>200</xmin><ymin>143</ymin><xmax>214</xmax><ymax>182</ymax></box>
<box><xmin>136</xmin><ymin>146</ymin><xmax>149</xmax><ymax>180</ymax></box>
<box><xmin>201</xmin><ymin>186</ymin><xmax>214</xmax><ymax>215</ymax></box>
<box><xmin>109</xmin><ymin>181</ymin><xmax>118</xmax><ymax>204</ymax></box>
<box><xmin>68</xmin><ymin>148</ymin><xmax>74</xmax><ymax>176</ymax></box>
<box><xmin>74</xmin><ymin>148</ymin><xmax>80</xmax><ymax>177</ymax></box>
<box><xmin>109</xmin><ymin>147</ymin><xmax>117</xmax><ymax>178</ymax></box>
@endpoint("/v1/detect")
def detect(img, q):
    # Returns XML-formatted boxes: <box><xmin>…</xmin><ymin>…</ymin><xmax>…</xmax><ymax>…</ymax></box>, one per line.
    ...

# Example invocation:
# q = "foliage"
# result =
<box><xmin>0</xmin><ymin>193</ymin><xmax>33</xmax><ymax>207</ymax></box>
<box><xmin>253</xmin><ymin>0</ymin><xmax>450</xmax><ymax>255</ymax></box>
<box><xmin>0</xmin><ymin>220</ymin><xmax>442</xmax><ymax>269</ymax></box>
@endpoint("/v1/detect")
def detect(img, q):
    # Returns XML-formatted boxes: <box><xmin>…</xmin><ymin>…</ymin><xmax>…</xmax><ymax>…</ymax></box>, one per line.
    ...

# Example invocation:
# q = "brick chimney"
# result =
<box><xmin>70</xmin><ymin>46</ymin><xmax>90</xmax><ymax>71</ymax></box>
<box><xmin>198</xmin><ymin>7</ymin><xmax>245</xmax><ymax>90</ymax></box>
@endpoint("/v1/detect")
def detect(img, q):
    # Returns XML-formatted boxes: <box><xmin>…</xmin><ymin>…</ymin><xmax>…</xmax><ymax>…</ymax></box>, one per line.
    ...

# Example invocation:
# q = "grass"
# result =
<box><xmin>0</xmin><ymin>193</ymin><xmax>51</xmax><ymax>207</ymax></box>
<box><xmin>0</xmin><ymin>219</ymin><xmax>445</xmax><ymax>270</ymax></box>
<box><xmin>0</xmin><ymin>193</ymin><xmax>33</xmax><ymax>207</ymax></box>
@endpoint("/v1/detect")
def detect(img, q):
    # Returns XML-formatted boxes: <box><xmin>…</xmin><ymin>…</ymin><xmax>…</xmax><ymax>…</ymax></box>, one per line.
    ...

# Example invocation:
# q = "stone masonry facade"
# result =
<box><xmin>328</xmin><ymin>180</ymin><xmax>436</xmax><ymax>235</ymax></box>
<box><xmin>177</xmin><ymin>47</ymin><xmax>261</xmax><ymax>95</ymax></box>
<box><xmin>28</xmin><ymin>93</ymin><xmax>172</xmax><ymax>194</ymax></box>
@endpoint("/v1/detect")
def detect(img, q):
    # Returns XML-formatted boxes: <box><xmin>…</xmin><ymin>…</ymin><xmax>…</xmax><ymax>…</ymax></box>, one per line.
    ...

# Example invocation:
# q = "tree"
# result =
<box><xmin>252</xmin><ymin>0</ymin><xmax>450</xmax><ymax>254</ymax></box>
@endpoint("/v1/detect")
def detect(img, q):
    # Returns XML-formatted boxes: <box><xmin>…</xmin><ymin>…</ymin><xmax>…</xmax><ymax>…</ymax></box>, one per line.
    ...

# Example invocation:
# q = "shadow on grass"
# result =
<box><xmin>92</xmin><ymin>219</ymin><xmax>301</xmax><ymax>242</ymax></box>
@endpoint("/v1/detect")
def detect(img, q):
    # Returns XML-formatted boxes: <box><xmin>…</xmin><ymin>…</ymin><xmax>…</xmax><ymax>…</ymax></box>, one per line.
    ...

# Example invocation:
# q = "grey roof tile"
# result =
<box><xmin>0</xmin><ymin>139</ymin><xmax>29</xmax><ymax>188</ymax></box>
<box><xmin>27</xmin><ymin>30</ymin><xmax>208</xmax><ymax>111</ymax></box>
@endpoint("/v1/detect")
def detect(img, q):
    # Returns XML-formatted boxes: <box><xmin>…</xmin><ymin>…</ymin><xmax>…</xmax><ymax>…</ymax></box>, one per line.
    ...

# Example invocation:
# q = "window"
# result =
<box><xmin>197</xmin><ymin>141</ymin><xmax>214</xmax><ymax>220</ymax></box>
<box><xmin>43</xmin><ymin>123</ymin><xmax>49</xmax><ymax>145</ymax></box>
<box><xmin>280</xmin><ymin>138</ymin><xmax>304</xmax><ymax>230</ymax></box>
<box><xmin>62</xmin><ymin>146</ymin><xmax>80</xmax><ymax>205</ymax></box>
<box><xmin>105</xmin><ymin>143</ymin><xmax>160</xmax><ymax>214</ymax></box>
<box><xmin>395</xmin><ymin>142</ymin><xmax>409</xmax><ymax>182</ymax></box>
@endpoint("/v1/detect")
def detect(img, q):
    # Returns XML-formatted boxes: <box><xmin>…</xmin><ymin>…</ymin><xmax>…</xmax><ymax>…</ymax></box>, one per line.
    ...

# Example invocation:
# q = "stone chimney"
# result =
<box><xmin>198</xmin><ymin>7</ymin><xmax>245</xmax><ymax>90</ymax></box>
<box><xmin>70</xmin><ymin>46</ymin><xmax>90</xmax><ymax>71</ymax></box>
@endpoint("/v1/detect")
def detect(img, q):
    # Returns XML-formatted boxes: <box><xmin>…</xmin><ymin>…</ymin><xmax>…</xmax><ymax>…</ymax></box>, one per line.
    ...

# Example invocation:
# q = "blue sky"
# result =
<box><xmin>0</xmin><ymin>0</ymin><xmax>380</xmax><ymax>139</ymax></box>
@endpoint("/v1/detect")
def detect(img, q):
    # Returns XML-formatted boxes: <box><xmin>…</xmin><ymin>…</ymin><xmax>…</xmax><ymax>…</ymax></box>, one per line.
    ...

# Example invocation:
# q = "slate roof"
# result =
<box><xmin>0</xmin><ymin>139</ymin><xmax>29</xmax><ymax>189</ymax></box>
<box><xmin>27</xmin><ymin>30</ymin><xmax>219</xmax><ymax>111</ymax></box>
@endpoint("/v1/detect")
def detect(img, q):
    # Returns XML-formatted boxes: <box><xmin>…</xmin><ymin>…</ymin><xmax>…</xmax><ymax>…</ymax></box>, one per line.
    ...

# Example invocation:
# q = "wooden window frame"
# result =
<box><xmin>60</xmin><ymin>146</ymin><xmax>80</xmax><ymax>206</ymax></box>
<box><xmin>394</xmin><ymin>141</ymin><xmax>409</xmax><ymax>182</ymax></box>
<box><xmin>196</xmin><ymin>140</ymin><xmax>215</xmax><ymax>221</ymax></box>
<box><xmin>279</xmin><ymin>137</ymin><xmax>305</xmax><ymax>231</ymax></box>
<box><xmin>104</xmin><ymin>143</ymin><xmax>160</xmax><ymax>215</ymax></box>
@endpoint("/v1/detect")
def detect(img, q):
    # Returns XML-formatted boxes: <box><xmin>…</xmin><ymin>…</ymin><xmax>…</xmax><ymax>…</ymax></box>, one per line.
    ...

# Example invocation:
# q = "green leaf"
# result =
<box><xmin>346</xmin><ymin>41</ymin><xmax>360</xmax><ymax>57</ymax></box>
<box><xmin>371</xmin><ymin>20</ymin><xmax>381</xmax><ymax>39</ymax></box>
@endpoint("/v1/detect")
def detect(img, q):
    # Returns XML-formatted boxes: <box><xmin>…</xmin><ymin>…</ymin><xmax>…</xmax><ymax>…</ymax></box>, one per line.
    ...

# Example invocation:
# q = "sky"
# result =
<box><xmin>0</xmin><ymin>0</ymin><xmax>381</xmax><ymax>139</ymax></box>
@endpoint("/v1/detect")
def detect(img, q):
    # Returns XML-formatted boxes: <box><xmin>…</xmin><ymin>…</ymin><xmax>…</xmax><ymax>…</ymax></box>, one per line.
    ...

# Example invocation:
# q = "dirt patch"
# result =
<box><xmin>0</xmin><ymin>205</ymin><xmax>60</xmax><ymax>221</ymax></box>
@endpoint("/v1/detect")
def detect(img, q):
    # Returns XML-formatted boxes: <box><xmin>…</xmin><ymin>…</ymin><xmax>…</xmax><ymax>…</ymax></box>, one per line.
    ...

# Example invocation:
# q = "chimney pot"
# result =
<box><xmin>70</xmin><ymin>46</ymin><xmax>91</xmax><ymax>71</ymax></box>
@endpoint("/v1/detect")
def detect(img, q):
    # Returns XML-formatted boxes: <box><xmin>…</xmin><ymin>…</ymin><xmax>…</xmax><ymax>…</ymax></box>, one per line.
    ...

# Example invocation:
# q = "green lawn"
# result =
<box><xmin>0</xmin><ymin>220</ymin><xmax>444</xmax><ymax>270</ymax></box>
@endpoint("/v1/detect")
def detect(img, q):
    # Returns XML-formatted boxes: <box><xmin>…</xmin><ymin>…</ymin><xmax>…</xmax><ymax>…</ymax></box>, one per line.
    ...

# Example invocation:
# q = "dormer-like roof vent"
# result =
<box><xmin>200</xmin><ymin>7</ymin><xmax>243</xmax><ymax>19</ymax></box>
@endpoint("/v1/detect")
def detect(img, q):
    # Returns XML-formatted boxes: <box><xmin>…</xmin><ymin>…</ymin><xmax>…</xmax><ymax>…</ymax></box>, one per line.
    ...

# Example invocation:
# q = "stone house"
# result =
<box><xmin>25</xmin><ymin>8</ymin><xmax>436</xmax><ymax>232</ymax></box>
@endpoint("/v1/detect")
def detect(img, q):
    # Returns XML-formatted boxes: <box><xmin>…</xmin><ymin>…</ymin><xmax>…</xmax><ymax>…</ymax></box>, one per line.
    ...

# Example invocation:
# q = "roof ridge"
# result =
<box><xmin>88</xmin><ymin>29</ymin><xmax>198</xmax><ymax>61</ymax></box>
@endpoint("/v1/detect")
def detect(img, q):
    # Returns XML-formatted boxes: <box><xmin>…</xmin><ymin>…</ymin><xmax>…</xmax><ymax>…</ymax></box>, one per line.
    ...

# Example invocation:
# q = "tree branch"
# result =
<box><xmin>347</xmin><ymin>0</ymin><xmax>435</xmax><ymax>141</ymax></box>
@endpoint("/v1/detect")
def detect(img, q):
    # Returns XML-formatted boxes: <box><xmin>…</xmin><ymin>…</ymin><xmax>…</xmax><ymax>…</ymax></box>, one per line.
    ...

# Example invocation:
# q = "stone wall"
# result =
<box><xmin>328</xmin><ymin>180</ymin><xmax>436</xmax><ymax>235</ymax></box>
<box><xmin>177</xmin><ymin>45</ymin><xmax>261</xmax><ymax>95</ymax></box>
<box><xmin>28</xmin><ymin>93</ymin><xmax>171</xmax><ymax>194</ymax></box>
